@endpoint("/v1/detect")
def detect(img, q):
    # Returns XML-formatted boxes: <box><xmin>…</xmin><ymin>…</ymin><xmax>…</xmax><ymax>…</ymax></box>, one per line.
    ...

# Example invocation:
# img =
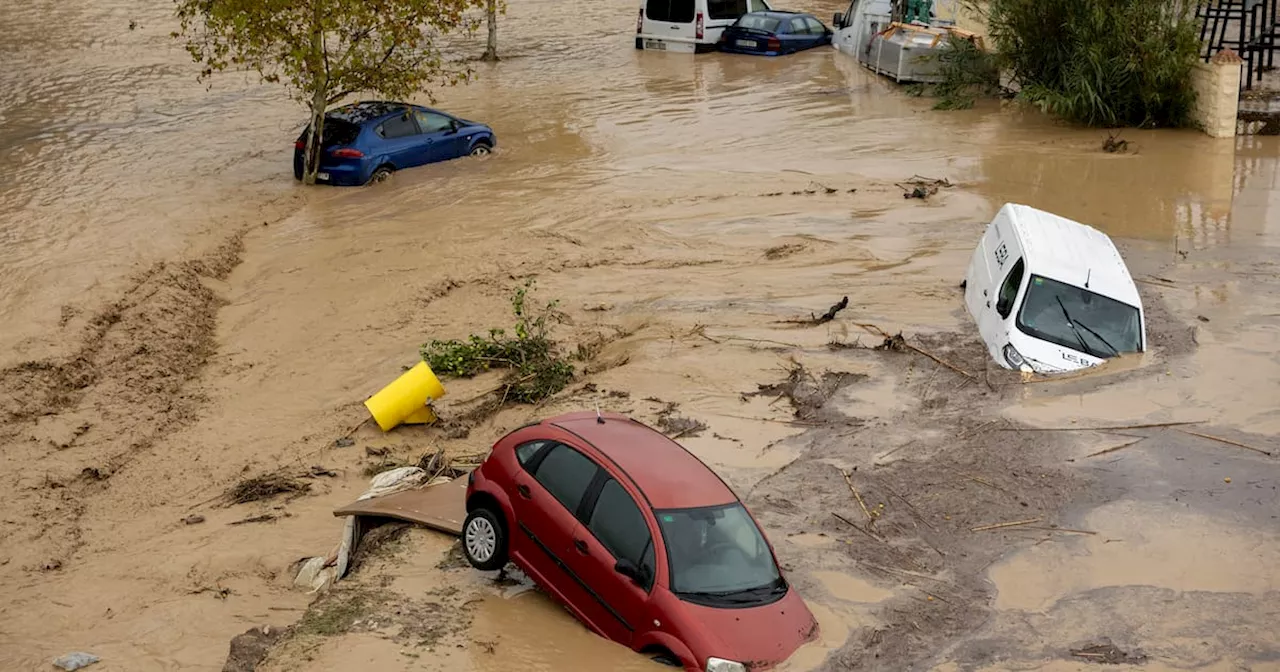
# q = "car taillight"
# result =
<box><xmin>294</xmin><ymin>140</ymin><xmax>305</xmax><ymax>150</ymax></box>
<box><xmin>331</xmin><ymin>147</ymin><xmax>364</xmax><ymax>158</ymax></box>
<box><xmin>767</xmin><ymin>36</ymin><xmax>780</xmax><ymax>50</ymax></box>
<box><xmin>636</xmin><ymin>7</ymin><xmax>643</xmax><ymax>33</ymax></box>
<box><xmin>695</xmin><ymin>12</ymin><xmax>704</xmax><ymax>39</ymax></box>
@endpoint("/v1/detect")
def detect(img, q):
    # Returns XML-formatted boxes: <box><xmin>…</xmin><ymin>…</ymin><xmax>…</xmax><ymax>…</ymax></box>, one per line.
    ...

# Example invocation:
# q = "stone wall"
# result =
<box><xmin>1190</xmin><ymin>50</ymin><xmax>1243</xmax><ymax>138</ymax></box>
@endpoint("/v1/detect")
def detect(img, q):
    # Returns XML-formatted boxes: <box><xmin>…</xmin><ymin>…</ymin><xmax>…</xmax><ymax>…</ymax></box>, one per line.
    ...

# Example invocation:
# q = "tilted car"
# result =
<box><xmin>462</xmin><ymin>411</ymin><xmax>818</xmax><ymax>671</ymax></box>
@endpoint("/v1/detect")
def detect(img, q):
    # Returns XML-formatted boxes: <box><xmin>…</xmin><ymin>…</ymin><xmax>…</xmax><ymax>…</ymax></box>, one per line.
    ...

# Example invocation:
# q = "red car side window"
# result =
<box><xmin>530</xmin><ymin>444</ymin><xmax>599</xmax><ymax>517</ymax></box>
<box><xmin>586</xmin><ymin>479</ymin><xmax>655</xmax><ymax>590</ymax></box>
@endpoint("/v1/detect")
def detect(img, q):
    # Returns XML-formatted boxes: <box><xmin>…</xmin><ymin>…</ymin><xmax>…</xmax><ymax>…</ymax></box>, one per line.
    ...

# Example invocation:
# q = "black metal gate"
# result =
<box><xmin>1197</xmin><ymin>0</ymin><xmax>1280</xmax><ymax>89</ymax></box>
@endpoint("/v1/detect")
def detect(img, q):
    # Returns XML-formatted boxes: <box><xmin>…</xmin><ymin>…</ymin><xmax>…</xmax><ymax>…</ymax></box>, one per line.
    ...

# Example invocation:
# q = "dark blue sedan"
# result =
<box><xmin>718</xmin><ymin>11</ymin><xmax>832</xmax><ymax>56</ymax></box>
<box><xmin>292</xmin><ymin>101</ymin><xmax>496</xmax><ymax>186</ymax></box>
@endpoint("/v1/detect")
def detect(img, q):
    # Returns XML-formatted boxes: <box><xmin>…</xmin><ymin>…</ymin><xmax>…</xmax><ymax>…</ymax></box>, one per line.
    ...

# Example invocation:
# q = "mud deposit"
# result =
<box><xmin>2</xmin><ymin>0</ymin><xmax>1280</xmax><ymax>670</ymax></box>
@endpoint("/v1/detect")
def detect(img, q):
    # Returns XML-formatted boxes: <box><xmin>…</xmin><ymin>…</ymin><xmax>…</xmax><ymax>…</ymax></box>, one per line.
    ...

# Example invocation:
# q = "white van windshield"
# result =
<box><xmin>1016</xmin><ymin>275</ymin><xmax>1142</xmax><ymax>358</ymax></box>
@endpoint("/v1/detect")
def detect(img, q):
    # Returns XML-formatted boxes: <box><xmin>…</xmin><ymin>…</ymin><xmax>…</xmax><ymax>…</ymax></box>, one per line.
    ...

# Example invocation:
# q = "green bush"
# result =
<box><xmin>421</xmin><ymin>281</ymin><xmax>574</xmax><ymax>404</ymax></box>
<box><xmin>986</xmin><ymin>0</ymin><xmax>1200</xmax><ymax>127</ymax></box>
<box><xmin>932</xmin><ymin>34</ymin><xmax>1002</xmax><ymax>110</ymax></box>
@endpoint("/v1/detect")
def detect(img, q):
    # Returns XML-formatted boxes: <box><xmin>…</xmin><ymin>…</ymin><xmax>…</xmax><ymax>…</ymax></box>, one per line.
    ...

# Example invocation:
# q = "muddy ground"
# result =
<box><xmin>2</xmin><ymin>0</ymin><xmax>1279</xmax><ymax>670</ymax></box>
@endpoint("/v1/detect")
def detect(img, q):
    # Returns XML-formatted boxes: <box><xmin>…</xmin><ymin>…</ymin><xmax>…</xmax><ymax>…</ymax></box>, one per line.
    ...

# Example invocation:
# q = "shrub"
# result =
<box><xmin>421</xmin><ymin>281</ymin><xmax>574</xmax><ymax>404</ymax></box>
<box><xmin>986</xmin><ymin>0</ymin><xmax>1200</xmax><ymax>127</ymax></box>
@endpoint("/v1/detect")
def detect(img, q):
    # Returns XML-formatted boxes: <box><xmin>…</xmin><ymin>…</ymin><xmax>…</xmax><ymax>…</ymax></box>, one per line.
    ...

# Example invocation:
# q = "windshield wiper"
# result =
<box><xmin>1072</xmin><ymin>317</ymin><xmax>1120</xmax><ymax>357</ymax></box>
<box><xmin>1054</xmin><ymin>296</ymin><xmax>1117</xmax><ymax>358</ymax></box>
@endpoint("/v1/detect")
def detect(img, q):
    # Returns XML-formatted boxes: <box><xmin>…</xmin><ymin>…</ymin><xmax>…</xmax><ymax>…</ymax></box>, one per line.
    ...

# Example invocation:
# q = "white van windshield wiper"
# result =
<box><xmin>1054</xmin><ymin>296</ymin><xmax>1119</xmax><ymax>358</ymax></box>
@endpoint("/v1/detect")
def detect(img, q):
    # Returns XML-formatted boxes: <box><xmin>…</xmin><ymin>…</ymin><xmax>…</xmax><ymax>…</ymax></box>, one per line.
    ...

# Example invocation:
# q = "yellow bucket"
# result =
<box><xmin>364</xmin><ymin>361</ymin><xmax>447</xmax><ymax>432</ymax></box>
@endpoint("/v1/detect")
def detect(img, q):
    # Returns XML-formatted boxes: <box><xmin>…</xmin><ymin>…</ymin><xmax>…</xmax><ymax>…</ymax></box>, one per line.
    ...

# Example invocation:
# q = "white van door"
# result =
<box><xmin>833</xmin><ymin>0</ymin><xmax>891</xmax><ymax>57</ymax></box>
<box><xmin>642</xmin><ymin>0</ymin><xmax>698</xmax><ymax>50</ymax></box>
<box><xmin>965</xmin><ymin>216</ymin><xmax>1025</xmax><ymax>363</ymax></box>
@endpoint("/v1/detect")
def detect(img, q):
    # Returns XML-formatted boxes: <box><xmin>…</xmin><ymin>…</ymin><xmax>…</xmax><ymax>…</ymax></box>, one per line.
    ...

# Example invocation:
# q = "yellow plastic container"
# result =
<box><xmin>364</xmin><ymin>361</ymin><xmax>447</xmax><ymax>432</ymax></box>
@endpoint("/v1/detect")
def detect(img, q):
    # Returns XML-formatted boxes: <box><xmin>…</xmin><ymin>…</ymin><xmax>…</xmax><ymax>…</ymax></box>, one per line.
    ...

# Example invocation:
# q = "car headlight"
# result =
<box><xmin>1002</xmin><ymin>343</ymin><xmax>1026</xmax><ymax>370</ymax></box>
<box><xmin>706</xmin><ymin>658</ymin><xmax>747</xmax><ymax>672</ymax></box>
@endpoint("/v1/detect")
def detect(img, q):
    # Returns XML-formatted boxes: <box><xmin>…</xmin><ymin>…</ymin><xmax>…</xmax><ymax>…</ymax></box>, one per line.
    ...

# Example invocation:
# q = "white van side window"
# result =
<box><xmin>996</xmin><ymin>258</ymin><xmax>1025</xmax><ymax>319</ymax></box>
<box><xmin>647</xmin><ymin>0</ymin><xmax>696</xmax><ymax>22</ymax></box>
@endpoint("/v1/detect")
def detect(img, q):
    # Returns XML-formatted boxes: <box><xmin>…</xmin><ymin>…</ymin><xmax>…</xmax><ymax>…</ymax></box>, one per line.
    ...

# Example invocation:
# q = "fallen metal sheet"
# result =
<box><xmin>333</xmin><ymin>476</ymin><xmax>468</xmax><ymax>536</ymax></box>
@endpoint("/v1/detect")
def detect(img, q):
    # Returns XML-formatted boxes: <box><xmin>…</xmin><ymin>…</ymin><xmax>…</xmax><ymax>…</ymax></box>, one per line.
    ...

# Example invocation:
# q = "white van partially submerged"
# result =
<box><xmin>637</xmin><ymin>0</ymin><xmax>773</xmax><ymax>53</ymax></box>
<box><xmin>964</xmin><ymin>204</ymin><xmax>1146</xmax><ymax>375</ymax></box>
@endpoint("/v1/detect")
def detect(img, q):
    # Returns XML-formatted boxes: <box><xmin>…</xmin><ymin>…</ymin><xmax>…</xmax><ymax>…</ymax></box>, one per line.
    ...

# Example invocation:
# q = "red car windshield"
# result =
<box><xmin>657</xmin><ymin>503</ymin><xmax>784</xmax><ymax>605</ymax></box>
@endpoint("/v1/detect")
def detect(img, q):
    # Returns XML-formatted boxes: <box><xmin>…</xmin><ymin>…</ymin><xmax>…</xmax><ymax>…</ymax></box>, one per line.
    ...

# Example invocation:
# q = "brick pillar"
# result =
<box><xmin>1191</xmin><ymin>49</ymin><xmax>1244</xmax><ymax>138</ymax></box>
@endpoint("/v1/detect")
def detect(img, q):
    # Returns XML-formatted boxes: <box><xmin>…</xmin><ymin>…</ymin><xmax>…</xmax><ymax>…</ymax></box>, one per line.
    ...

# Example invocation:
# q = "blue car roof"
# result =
<box><xmin>746</xmin><ymin>10</ymin><xmax>807</xmax><ymax>19</ymax></box>
<box><xmin>326</xmin><ymin>101</ymin><xmax>420</xmax><ymax>126</ymax></box>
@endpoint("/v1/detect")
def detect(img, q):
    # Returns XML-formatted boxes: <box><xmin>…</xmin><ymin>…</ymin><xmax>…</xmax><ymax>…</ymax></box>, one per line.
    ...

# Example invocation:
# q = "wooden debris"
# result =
<box><xmin>831</xmin><ymin>512</ymin><xmax>887</xmax><ymax>543</ymax></box>
<box><xmin>840</xmin><ymin>468</ymin><xmax>875</xmax><ymax>523</ymax></box>
<box><xmin>1084</xmin><ymin>437</ymin><xmax>1145</xmax><ymax>458</ymax></box>
<box><xmin>1178</xmin><ymin>428</ymin><xmax>1273</xmax><ymax>457</ymax></box>
<box><xmin>1002</xmin><ymin>421</ymin><xmax>1202</xmax><ymax>432</ymax></box>
<box><xmin>1028</xmin><ymin>526</ymin><xmax>1097</xmax><ymax>535</ymax></box>
<box><xmin>971</xmin><ymin>517</ymin><xmax>1042</xmax><ymax>532</ymax></box>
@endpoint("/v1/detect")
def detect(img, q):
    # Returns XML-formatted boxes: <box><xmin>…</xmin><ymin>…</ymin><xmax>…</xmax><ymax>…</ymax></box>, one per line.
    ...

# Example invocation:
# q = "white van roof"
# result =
<box><xmin>998</xmin><ymin>203</ymin><xmax>1142</xmax><ymax>308</ymax></box>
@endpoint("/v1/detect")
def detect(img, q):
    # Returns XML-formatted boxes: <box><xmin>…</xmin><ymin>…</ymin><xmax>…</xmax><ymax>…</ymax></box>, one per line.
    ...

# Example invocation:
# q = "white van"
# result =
<box><xmin>636</xmin><ymin>0</ymin><xmax>774</xmax><ymax>53</ymax></box>
<box><xmin>963</xmin><ymin>204</ymin><xmax>1146</xmax><ymax>374</ymax></box>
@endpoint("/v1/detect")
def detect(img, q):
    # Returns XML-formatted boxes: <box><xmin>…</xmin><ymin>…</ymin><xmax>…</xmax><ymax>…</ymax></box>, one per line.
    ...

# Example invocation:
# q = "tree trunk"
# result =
<box><xmin>482</xmin><ymin>0</ymin><xmax>499</xmax><ymax>61</ymax></box>
<box><xmin>303</xmin><ymin>0</ymin><xmax>327</xmax><ymax>185</ymax></box>
<box><xmin>304</xmin><ymin>85</ymin><xmax>327</xmax><ymax>185</ymax></box>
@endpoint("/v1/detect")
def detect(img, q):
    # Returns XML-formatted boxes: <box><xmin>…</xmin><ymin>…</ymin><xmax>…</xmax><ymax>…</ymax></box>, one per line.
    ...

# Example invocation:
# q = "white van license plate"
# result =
<box><xmin>736</xmin><ymin>39</ymin><xmax>757</xmax><ymax>47</ymax></box>
<box><xmin>644</xmin><ymin>39</ymin><xmax>667</xmax><ymax>50</ymax></box>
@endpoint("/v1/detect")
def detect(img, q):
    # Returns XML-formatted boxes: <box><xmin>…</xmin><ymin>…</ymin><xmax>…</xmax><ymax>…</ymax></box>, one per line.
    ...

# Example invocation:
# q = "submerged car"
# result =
<box><xmin>462</xmin><ymin>411</ymin><xmax>818</xmax><ymax>671</ymax></box>
<box><xmin>292</xmin><ymin>101</ymin><xmax>495</xmax><ymax>186</ymax></box>
<box><xmin>719</xmin><ymin>11</ymin><xmax>832</xmax><ymax>55</ymax></box>
<box><xmin>964</xmin><ymin>203</ymin><xmax>1146</xmax><ymax>375</ymax></box>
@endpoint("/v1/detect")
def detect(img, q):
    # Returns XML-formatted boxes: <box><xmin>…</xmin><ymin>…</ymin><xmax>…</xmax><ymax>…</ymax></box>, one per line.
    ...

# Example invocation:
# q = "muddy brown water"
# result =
<box><xmin>2</xmin><ymin>0</ymin><xmax>1279</xmax><ymax>669</ymax></box>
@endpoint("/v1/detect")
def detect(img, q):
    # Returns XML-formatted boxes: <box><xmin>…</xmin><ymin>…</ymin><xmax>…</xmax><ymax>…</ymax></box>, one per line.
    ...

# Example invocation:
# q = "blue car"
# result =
<box><xmin>292</xmin><ymin>101</ymin><xmax>496</xmax><ymax>186</ymax></box>
<box><xmin>718</xmin><ymin>11</ymin><xmax>832</xmax><ymax>55</ymax></box>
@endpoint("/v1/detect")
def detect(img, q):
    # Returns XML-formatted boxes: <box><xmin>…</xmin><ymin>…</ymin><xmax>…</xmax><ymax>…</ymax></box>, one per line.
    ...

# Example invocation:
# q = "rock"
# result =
<box><xmin>183</xmin><ymin>514</ymin><xmax>206</xmax><ymax>525</ymax></box>
<box><xmin>334</xmin><ymin>437</ymin><xmax>355</xmax><ymax>448</ymax></box>
<box><xmin>53</xmin><ymin>652</ymin><xmax>99</xmax><ymax>670</ymax></box>
<box><xmin>223</xmin><ymin>625</ymin><xmax>290</xmax><ymax>672</ymax></box>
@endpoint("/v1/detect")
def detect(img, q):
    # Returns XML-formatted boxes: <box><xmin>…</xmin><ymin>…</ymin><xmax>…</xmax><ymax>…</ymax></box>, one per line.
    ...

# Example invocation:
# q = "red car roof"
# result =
<box><xmin>544</xmin><ymin>411</ymin><xmax>739</xmax><ymax>511</ymax></box>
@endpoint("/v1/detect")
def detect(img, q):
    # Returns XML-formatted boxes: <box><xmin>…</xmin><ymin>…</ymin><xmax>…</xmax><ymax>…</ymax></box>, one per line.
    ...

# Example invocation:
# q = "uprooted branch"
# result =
<box><xmin>855</xmin><ymin>323</ymin><xmax>976</xmax><ymax>380</ymax></box>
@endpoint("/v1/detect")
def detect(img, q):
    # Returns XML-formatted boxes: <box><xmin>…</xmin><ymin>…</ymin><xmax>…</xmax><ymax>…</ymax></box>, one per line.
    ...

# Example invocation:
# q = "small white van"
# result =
<box><xmin>636</xmin><ymin>0</ymin><xmax>774</xmax><ymax>53</ymax></box>
<box><xmin>963</xmin><ymin>204</ymin><xmax>1146</xmax><ymax>374</ymax></box>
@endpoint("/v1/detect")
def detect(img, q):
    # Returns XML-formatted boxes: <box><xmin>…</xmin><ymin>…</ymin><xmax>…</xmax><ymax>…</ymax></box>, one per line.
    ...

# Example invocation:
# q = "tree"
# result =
<box><xmin>480</xmin><ymin>0</ymin><xmax>506</xmax><ymax>62</ymax></box>
<box><xmin>175</xmin><ymin>0</ymin><xmax>482</xmax><ymax>184</ymax></box>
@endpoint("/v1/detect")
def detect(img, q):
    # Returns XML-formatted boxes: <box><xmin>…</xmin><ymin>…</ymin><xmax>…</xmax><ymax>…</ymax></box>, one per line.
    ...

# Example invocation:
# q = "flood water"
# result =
<box><xmin>2</xmin><ymin>0</ymin><xmax>1278</xmax><ymax>669</ymax></box>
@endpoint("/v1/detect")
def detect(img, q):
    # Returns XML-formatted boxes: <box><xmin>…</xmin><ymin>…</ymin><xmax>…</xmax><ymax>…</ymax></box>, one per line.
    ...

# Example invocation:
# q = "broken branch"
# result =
<box><xmin>971</xmin><ymin>517</ymin><xmax>1042</xmax><ymax>532</ymax></box>
<box><xmin>855</xmin><ymin>323</ymin><xmax>975</xmax><ymax>380</ymax></box>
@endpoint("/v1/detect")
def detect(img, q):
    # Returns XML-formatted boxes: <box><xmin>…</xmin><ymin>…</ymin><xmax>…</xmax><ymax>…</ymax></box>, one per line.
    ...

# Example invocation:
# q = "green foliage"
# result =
<box><xmin>173</xmin><ymin>0</ymin><xmax>483</xmax><ymax>183</ymax></box>
<box><xmin>986</xmin><ymin>0</ymin><xmax>1200</xmax><ymax>127</ymax></box>
<box><xmin>931</xmin><ymin>35</ymin><xmax>1001</xmax><ymax>110</ymax></box>
<box><xmin>421</xmin><ymin>281</ymin><xmax>575</xmax><ymax>405</ymax></box>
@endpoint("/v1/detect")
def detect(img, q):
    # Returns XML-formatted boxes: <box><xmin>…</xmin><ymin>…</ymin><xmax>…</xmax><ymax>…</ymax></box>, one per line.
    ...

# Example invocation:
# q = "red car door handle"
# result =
<box><xmin>574</xmin><ymin>539</ymin><xmax>589</xmax><ymax>554</ymax></box>
<box><xmin>517</xmin><ymin>484</ymin><xmax>532</xmax><ymax>499</ymax></box>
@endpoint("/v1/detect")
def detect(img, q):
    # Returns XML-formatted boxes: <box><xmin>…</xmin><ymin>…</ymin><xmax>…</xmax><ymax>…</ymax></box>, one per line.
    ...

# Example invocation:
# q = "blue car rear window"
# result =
<box><xmin>297</xmin><ymin>119</ymin><xmax>360</xmax><ymax>148</ymax></box>
<box><xmin>736</xmin><ymin>15</ymin><xmax>780</xmax><ymax>31</ymax></box>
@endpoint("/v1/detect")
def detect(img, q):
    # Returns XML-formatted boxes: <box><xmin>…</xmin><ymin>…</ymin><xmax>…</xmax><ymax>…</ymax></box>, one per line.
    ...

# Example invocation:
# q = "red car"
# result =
<box><xmin>462</xmin><ymin>411</ymin><xmax>818</xmax><ymax>671</ymax></box>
